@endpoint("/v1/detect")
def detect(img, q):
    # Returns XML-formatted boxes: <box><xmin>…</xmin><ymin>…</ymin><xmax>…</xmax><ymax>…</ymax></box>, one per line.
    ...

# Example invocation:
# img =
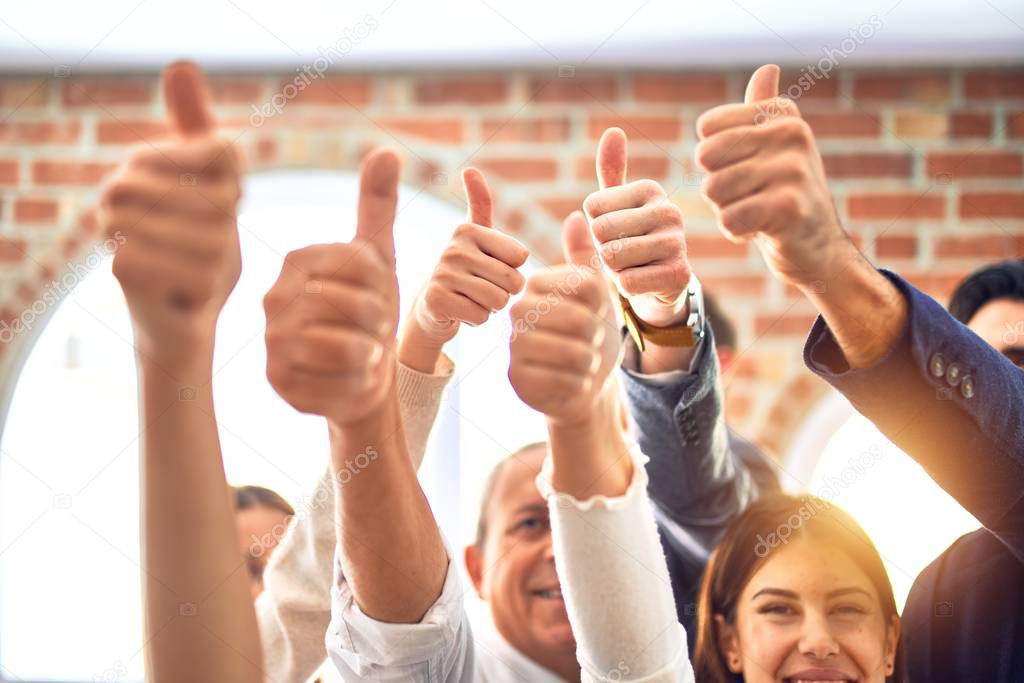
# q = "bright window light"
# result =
<box><xmin>0</xmin><ymin>169</ymin><xmax>544</xmax><ymax>681</ymax></box>
<box><xmin>807</xmin><ymin>412</ymin><xmax>980</xmax><ymax>611</ymax></box>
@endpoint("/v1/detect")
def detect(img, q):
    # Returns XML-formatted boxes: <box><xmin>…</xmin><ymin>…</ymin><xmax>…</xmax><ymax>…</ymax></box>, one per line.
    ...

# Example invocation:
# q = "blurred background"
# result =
<box><xmin>0</xmin><ymin>0</ymin><xmax>1020</xmax><ymax>680</ymax></box>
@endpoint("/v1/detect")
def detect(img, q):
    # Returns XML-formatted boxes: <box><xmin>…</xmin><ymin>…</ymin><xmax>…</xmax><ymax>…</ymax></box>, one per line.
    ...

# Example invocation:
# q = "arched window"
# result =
<box><xmin>785</xmin><ymin>390</ymin><xmax>980</xmax><ymax>610</ymax></box>
<box><xmin>0</xmin><ymin>169</ymin><xmax>545</xmax><ymax>681</ymax></box>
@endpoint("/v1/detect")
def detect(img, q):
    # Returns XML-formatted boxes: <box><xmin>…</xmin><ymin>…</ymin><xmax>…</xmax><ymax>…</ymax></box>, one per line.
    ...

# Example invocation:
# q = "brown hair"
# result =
<box><xmin>233</xmin><ymin>485</ymin><xmax>295</xmax><ymax>516</ymax></box>
<box><xmin>694</xmin><ymin>494</ymin><xmax>904</xmax><ymax>683</ymax></box>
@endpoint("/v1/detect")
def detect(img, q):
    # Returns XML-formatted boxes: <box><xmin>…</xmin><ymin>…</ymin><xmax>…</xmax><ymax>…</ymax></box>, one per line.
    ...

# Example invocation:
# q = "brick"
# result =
<box><xmin>380</xmin><ymin>118</ymin><xmax>464</xmax><ymax>144</ymax></box>
<box><xmin>847</xmin><ymin>193</ymin><xmax>945</xmax><ymax>220</ymax></box>
<box><xmin>964</xmin><ymin>69</ymin><xmax>1024</xmax><ymax>99</ymax></box>
<box><xmin>853</xmin><ymin>73</ymin><xmax>950</xmax><ymax>102</ymax></box>
<box><xmin>632</xmin><ymin>74</ymin><xmax>727</xmax><ymax>102</ymax></box>
<box><xmin>14</xmin><ymin>198</ymin><xmax>59</xmax><ymax>224</ymax></box>
<box><xmin>528</xmin><ymin>76</ymin><xmax>618</xmax><ymax>103</ymax></box>
<box><xmin>587</xmin><ymin>115</ymin><xmax>682</xmax><ymax>141</ymax></box>
<box><xmin>0</xmin><ymin>121</ymin><xmax>81</xmax><ymax>145</ymax></box>
<box><xmin>0</xmin><ymin>238</ymin><xmax>26</xmax><ymax>263</ymax></box>
<box><xmin>1007</xmin><ymin>112</ymin><xmax>1024</xmax><ymax>139</ymax></box>
<box><xmin>481</xmin><ymin>117</ymin><xmax>570</xmax><ymax>143</ymax></box>
<box><xmin>875</xmin><ymin>235</ymin><xmax>917</xmax><ymax>259</ymax></box>
<box><xmin>283</xmin><ymin>77</ymin><xmax>373</xmax><ymax>106</ymax></box>
<box><xmin>575</xmin><ymin>155</ymin><xmax>669</xmax><ymax>181</ymax></box>
<box><xmin>207</xmin><ymin>77</ymin><xmax>264</xmax><ymax>104</ymax></box>
<box><xmin>893</xmin><ymin>111</ymin><xmax>946</xmax><ymax>138</ymax></box>
<box><xmin>0</xmin><ymin>160</ymin><xmax>18</xmax><ymax>185</ymax></box>
<box><xmin>32</xmin><ymin>160</ymin><xmax>117</xmax><ymax>185</ymax></box>
<box><xmin>0</xmin><ymin>79</ymin><xmax>49</xmax><ymax>108</ymax></box>
<box><xmin>685</xmin><ymin>235</ymin><xmax>749</xmax><ymax>259</ymax></box>
<box><xmin>959</xmin><ymin>192</ymin><xmax>1024</xmax><ymax>219</ymax></box>
<box><xmin>935</xmin><ymin>234</ymin><xmax>1024</xmax><ymax>259</ymax></box>
<box><xmin>803</xmin><ymin>112</ymin><xmax>881</xmax><ymax>138</ymax></box>
<box><xmin>699</xmin><ymin>274</ymin><xmax>765</xmax><ymax>296</ymax></box>
<box><xmin>415</xmin><ymin>76</ymin><xmax>508</xmax><ymax>105</ymax></box>
<box><xmin>780</xmin><ymin>72</ymin><xmax>839</xmax><ymax>101</ymax></box>
<box><xmin>755</xmin><ymin>314</ymin><xmax>818</xmax><ymax>337</ymax></box>
<box><xmin>904</xmin><ymin>273</ymin><xmax>967</xmax><ymax>301</ymax></box>
<box><xmin>63</xmin><ymin>79</ymin><xmax>153</xmax><ymax>106</ymax></box>
<box><xmin>96</xmin><ymin>119</ymin><xmax>170</xmax><ymax>145</ymax></box>
<box><xmin>823</xmin><ymin>153</ymin><xmax>912</xmax><ymax>179</ymax></box>
<box><xmin>927</xmin><ymin>152</ymin><xmax>1022</xmax><ymax>179</ymax></box>
<box><xmin>537</xmin><ymin>196</ymin><xmax>585</xmax><ymax>221</ymax></box>
<box><xmin>474</xmin><ymin>158</ymin><xmax>558</xmax><ymax>182</ymax></box>
<box><xmin>950</xmin><ymin>112</ymin><xmax>992</xmax><ymax>139</ymax></box>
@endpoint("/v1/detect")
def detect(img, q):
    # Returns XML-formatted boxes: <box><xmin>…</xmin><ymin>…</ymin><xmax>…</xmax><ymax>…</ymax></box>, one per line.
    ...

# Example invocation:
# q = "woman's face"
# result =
<box><xmin>717</xmin><ymin>536</ymin><xmax>899</xmax><ymax>683</ymax></box>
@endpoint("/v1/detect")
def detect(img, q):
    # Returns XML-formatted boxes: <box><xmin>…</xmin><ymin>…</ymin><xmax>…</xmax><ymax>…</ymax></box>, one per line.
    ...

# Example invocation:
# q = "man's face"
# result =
<box><xmin>236</xmin><ymin>505</ymin><xmax>292</xmax><ymax>599</ymax></box>
<box><xmin>967</xmin><ymin>297</ymin><xmax>1024</xmax><ymax>367</ymax></box>
<box><xmin>465</xmin><ymin>446</ymin><xmax>574</xmax><ymax>660</ymax></box>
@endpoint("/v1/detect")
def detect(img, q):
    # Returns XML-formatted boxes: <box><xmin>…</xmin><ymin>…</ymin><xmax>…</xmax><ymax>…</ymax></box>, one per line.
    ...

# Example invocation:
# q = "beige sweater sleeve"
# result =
<box><xmin>255</xmin><ymin>355</ymin><xmax>454</xmax><ymax>683</ymax></box>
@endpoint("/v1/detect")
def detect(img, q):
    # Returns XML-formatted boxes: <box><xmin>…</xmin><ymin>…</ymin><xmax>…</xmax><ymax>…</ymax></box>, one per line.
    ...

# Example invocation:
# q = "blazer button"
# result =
<box><xmin>929</xmin><ymin>353</ymin><xmax>946</xmax><ymax>378</ymax></box>
<box><xmin>960</xmin><ymin>375</ymin><xmax>975</xmax><ymax>399</ymax></box>
<box><xmin>945</xmin><ymin>363</ymin><xmax>963</xmax><ymax>387</ymax></box>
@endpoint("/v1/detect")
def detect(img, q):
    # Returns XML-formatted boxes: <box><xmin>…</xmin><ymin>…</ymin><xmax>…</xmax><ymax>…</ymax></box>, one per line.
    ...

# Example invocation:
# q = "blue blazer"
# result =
<box><xmin>620</xmin><ymin>325</ymin><xmax>779</xmax><ymax>652</ymax></box>
<box><xmin>804</xmin><ymin>271</ymin><xmax>1024</xmax><ymax>682</ymax></box>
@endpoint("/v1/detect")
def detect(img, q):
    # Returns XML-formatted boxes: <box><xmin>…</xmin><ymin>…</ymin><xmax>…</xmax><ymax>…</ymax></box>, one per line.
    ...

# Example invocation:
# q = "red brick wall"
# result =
<box><xmin>1</xmin><ymin>66</ymin><xmax>1022</xmax><ymax>456</ymax></box>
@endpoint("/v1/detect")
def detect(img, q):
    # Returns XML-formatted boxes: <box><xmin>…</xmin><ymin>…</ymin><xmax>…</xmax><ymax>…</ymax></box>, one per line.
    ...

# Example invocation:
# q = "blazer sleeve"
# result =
<box><xmin>804</xmin><ymin>269</ymin><xmax>1024</xmax><ymax>564</ymax></box>
<box><xmin>619</xmin><ymin>324</ymin><xmax>773</xmax><ymax>534</ymax></box>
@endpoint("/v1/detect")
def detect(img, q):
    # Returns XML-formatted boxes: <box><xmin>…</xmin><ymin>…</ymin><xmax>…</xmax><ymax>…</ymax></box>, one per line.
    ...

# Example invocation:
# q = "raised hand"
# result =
<box><xmin>508</xmin><ymin>212</ymin><xmax>622</xmax><ymax>426</ymax></box>
<box><xmin>102</xmin><ymin>61</ymin><xmax>242</xmax><ymax>364</ymax></box>
<box><xmin>411</xmin><ymin>167</ymin><xmax>529</xmax><ymax>345</ymax></box>
<box><xmin>582</xmin><ymin>127</ymin><xmax>691</xmax><ymax>327</ymax></box>
<box><xmin>696</xmin><ymin>64</ymin><xmax>855</xmax><ymax>289</ymax></box>
<box><xmin>263</xmin><ymin>149</ymin><xmax>402</xmax><ymax>426</ymax></box>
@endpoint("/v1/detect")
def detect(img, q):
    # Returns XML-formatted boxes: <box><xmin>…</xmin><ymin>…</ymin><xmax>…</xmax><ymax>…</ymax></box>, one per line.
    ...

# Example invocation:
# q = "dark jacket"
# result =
<box><xmin>620</xmin><ymin>325</ymin><xmax>779</xmax><ymax>652</ymax></box>
<box><xmin>804</xmin><ymin>270</ymin><xmax>1024</xmax><ymax>682</ymax></box>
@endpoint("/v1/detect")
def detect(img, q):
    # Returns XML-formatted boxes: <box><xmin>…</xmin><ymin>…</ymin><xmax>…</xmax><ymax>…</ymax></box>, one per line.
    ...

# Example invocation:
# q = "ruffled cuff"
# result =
<box><xmin>534</xmin><ymin>441</ymin><xmax>650</xmax><ymax>512</ymax></box>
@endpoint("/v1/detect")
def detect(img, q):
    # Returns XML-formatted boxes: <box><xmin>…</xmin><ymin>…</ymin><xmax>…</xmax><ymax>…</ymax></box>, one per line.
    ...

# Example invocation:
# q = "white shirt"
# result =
<box><xmin>325</xmin><ymin>445</ymin><xmax>695</xmax><ymax>683</ymax></box>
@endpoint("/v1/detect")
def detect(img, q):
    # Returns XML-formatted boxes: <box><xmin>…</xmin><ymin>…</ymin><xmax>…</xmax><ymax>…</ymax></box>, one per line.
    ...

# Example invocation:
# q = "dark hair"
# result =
<box><xmin>233</xmin><ymin>485</ymin><xmax>295</xmax><ymax>516</ymax></box>
<box><xmin>694</xmin><ymin>494</ymin><xmax>904</xmax><ymax>683</ymax></box>
<box><xmin>474</xmin><ymin>442</ymin><xmax>547</xmax><ymax>547</ymax></box>
<box><xmin>704</xmin><ymin>290</ymin><xmax>737</xmax><ymax>350</ymax></box>
<box><xmin>948</xmin><ymin>259</ymin><xmax>1024</xmax><ymax>324</ymax></box>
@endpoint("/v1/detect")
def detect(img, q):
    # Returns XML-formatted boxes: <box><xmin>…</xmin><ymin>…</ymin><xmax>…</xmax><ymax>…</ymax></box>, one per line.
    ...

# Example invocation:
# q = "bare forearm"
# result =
<box><xmin>329</xmin><ymin>387</ymin><xmax>447</xmax><ymax>623</ymax></box>
<box><xmin>798</xmin><ymin>242</ymin><xmax>908</xmax><ymax>369</ymax></box>
<box><xmin>139</xmin><ymin>346</ymin><xmax>261</xmax><ymax>682</ymax></box>
<box><xmin>547</xmin><ymin>383</ymin><xmax>633</xmax><ymax>499</ymax></box>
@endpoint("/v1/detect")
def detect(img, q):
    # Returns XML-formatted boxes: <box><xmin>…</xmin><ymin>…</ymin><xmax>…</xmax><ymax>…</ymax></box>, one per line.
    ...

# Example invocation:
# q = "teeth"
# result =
<box><xmin>536</xmin><ymin>589</ymin><xmax>562</xmax><ymax>599</ymax></box>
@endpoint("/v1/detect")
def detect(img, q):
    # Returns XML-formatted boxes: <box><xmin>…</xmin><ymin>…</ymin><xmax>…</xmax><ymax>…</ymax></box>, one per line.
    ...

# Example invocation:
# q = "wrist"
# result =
<box><xmin>398</xmin><ymin>314</ymin><xmax>448</xmax><ymax>374</ymax></box>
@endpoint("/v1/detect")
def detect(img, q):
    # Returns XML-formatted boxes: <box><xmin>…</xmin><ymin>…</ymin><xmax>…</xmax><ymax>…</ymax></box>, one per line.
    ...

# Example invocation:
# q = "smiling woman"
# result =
<box><xmin>0</xmin><ymin>168</ymin><xmax>541</xmax><ymax>681</ymax></box>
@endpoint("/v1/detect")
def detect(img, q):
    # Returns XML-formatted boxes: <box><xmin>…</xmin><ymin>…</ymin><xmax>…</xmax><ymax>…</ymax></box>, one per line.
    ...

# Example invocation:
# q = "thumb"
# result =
<box><xmin>596</xmin><ymin>127</ymin><xmax>627</xmax><ymax>190</ymax></box>
<box><xmin>561</xmin><ymin>210</ymin><xmax>599</xmax><ymax>269</ymax></box>
<box><xmin>462</xmin><ymin>167</ymin><xmax>493</xmax><ymax>227</ymax></box>
<box><xmin>744</xmin><ymin>64</ymin><xmax>781</xmax><ymax>104</ymax></box>
<box><xmin>163</xmin><ymin>60</ymin><xmax>215</xmax><ymax>138</ymax></box>
<box><xmin>356</xmin><ymin>148</ymin><xmax>402</xmax><ymax>266</ymax></box>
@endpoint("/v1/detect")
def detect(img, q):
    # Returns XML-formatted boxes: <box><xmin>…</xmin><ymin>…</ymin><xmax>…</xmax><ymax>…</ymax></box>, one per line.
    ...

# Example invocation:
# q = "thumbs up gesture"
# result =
<box><xmin>102</xmin><ymin>61</ymin><xmax>243</xmax><ymax>363</ymax></box>
<box><xmin>409</xmin><ymin>167</ymin><xmax>529</xmax><ymax>347</ymax></box>
<box><xmin>263</xmin><ymin>149</ymin><xmax>402</xmax><ymax>426</ymax></box>
<box><xmin>696</xmin><ymin>64</ymin><xmax>852</xmax><ymax>289</ymax></box>
<box><xmin>581</xmin><ymin>127</ymin><xmax>691</xmax><ymax>328</ymax></box>
<box><xmin>508</xmin><ymin>212</ymin><xmax>622</xmax><ymax>425</ymax></box>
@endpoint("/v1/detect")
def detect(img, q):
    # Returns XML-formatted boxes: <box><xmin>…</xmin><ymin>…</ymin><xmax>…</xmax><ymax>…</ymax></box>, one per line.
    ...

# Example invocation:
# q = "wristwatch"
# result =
<box><xmin>619</xmin><ymin>273</ymin><xmax>704</xmax><ymax>352</ymax></box>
